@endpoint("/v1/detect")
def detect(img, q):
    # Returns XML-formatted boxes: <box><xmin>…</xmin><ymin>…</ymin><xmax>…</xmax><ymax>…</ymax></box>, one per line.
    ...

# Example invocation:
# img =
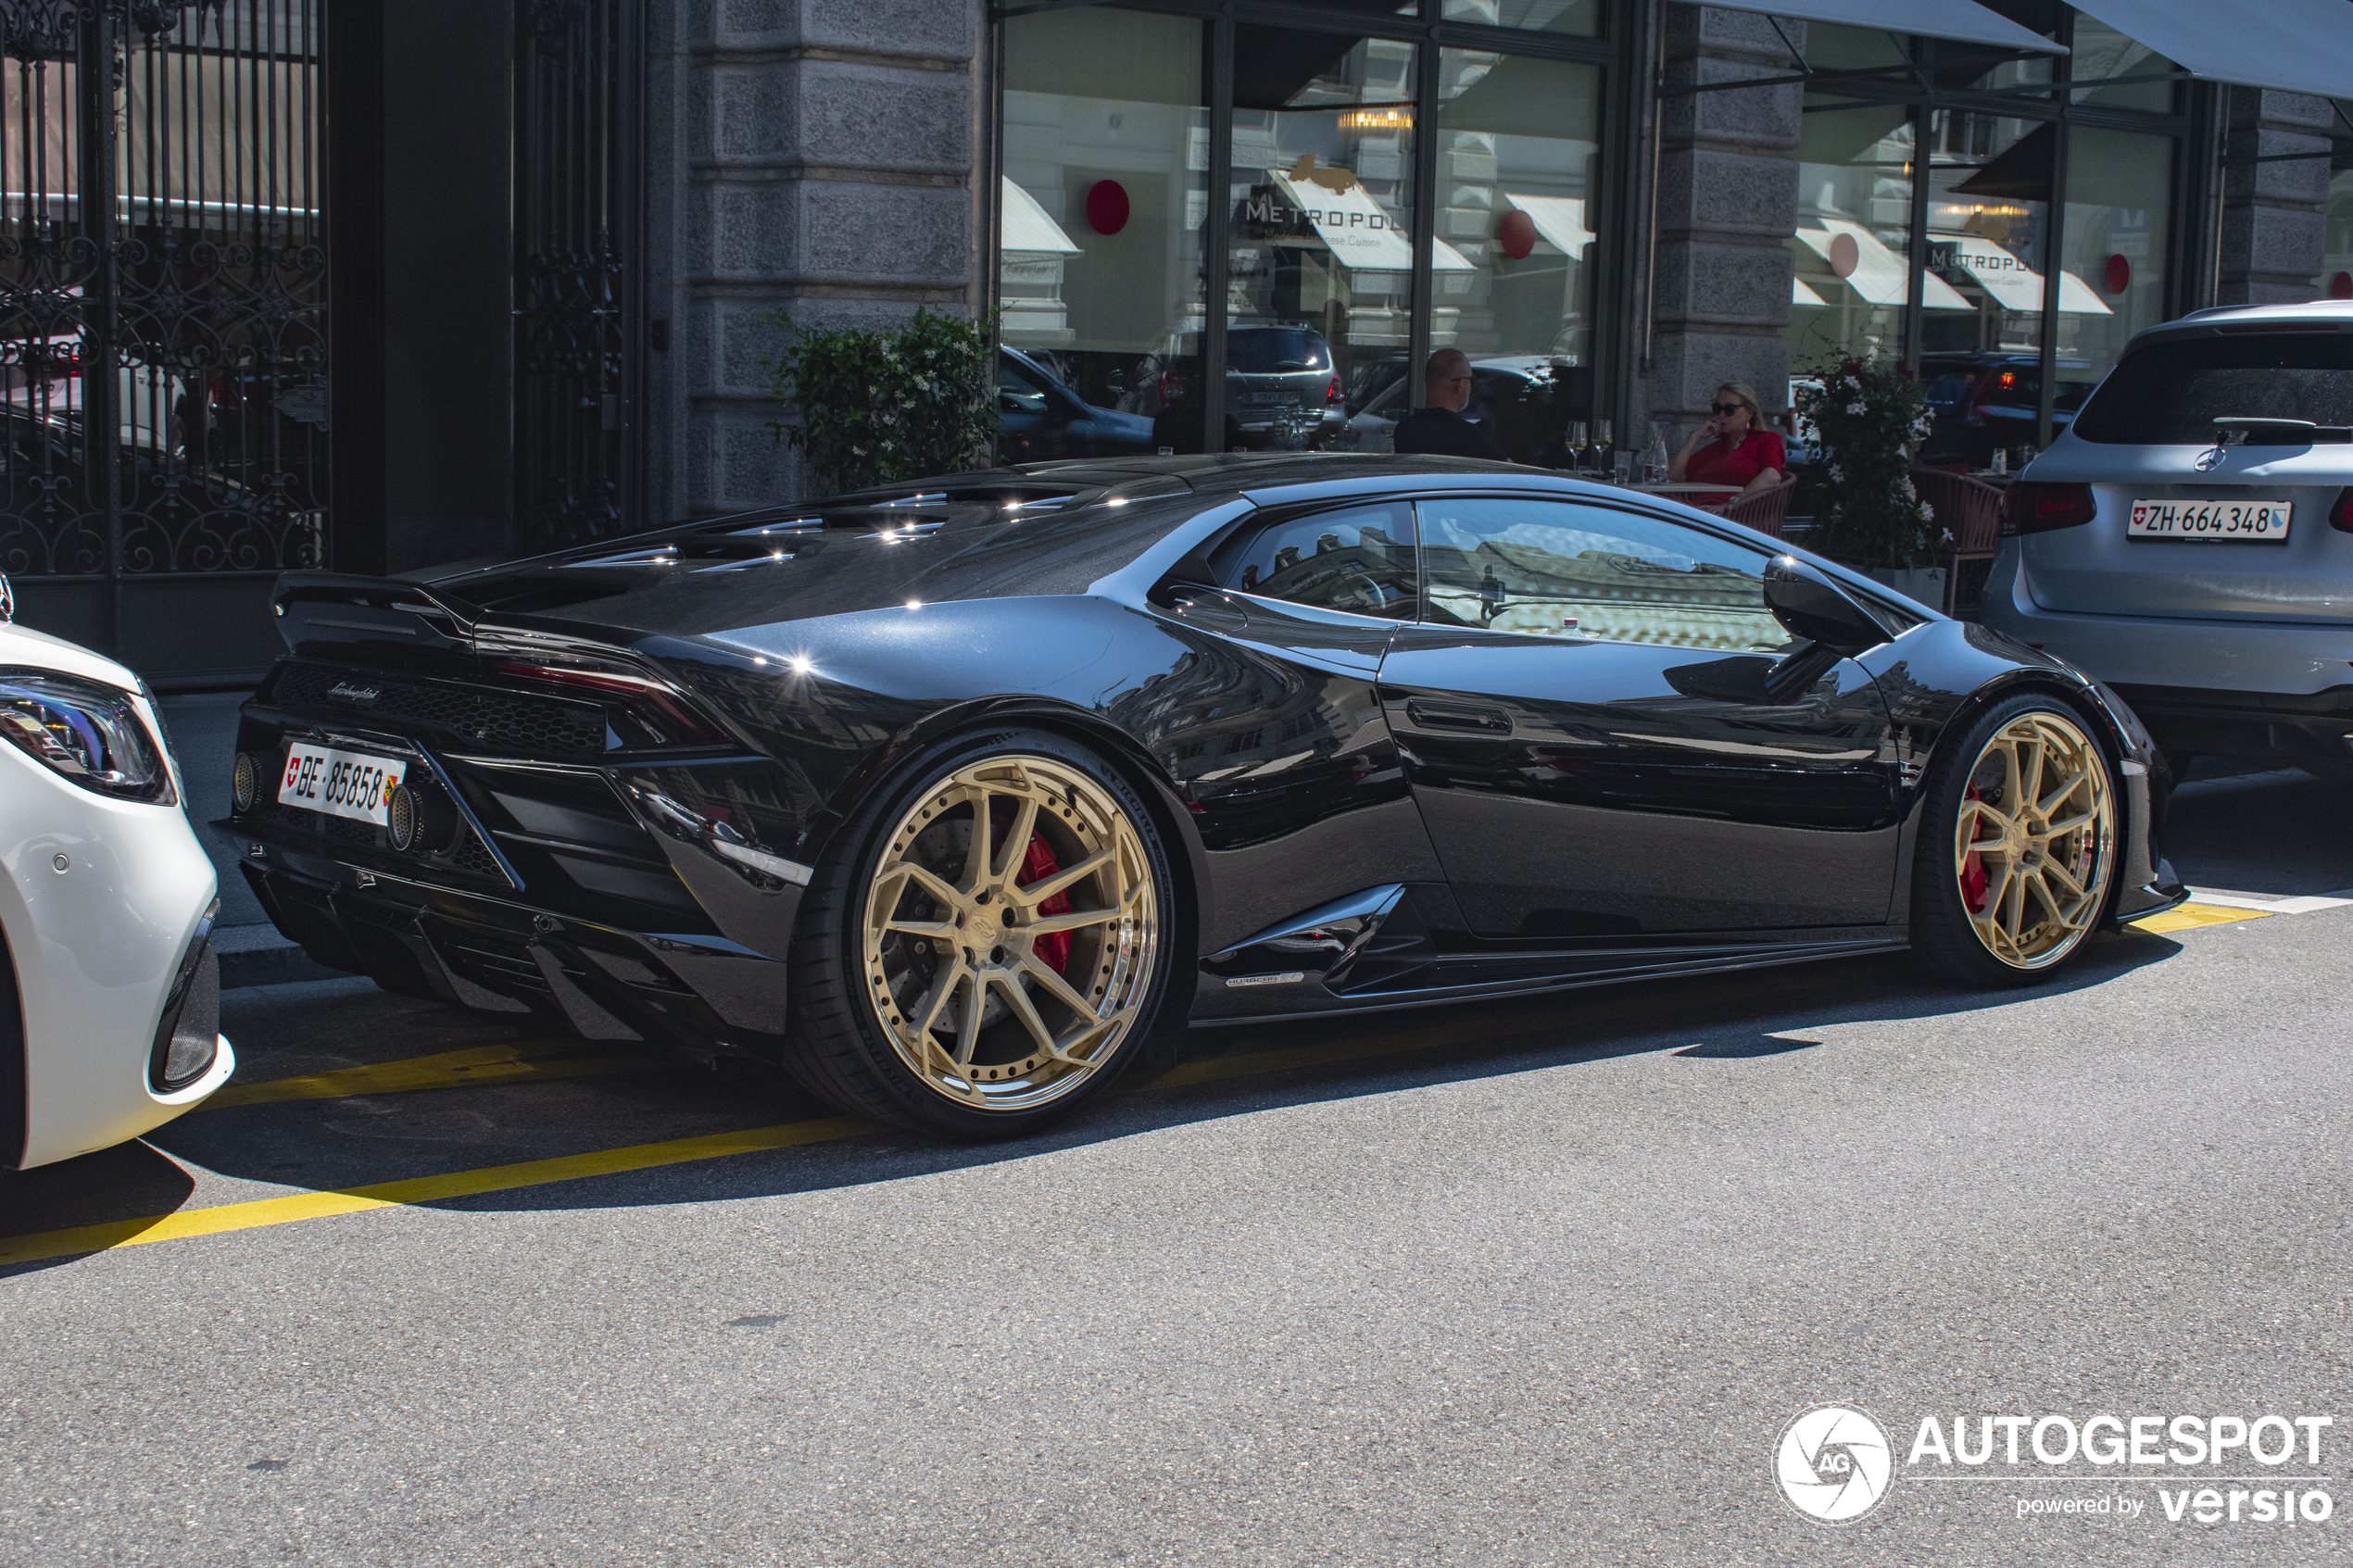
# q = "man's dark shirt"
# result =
<box><xmin>1390</xmin><ymin>406</ymin><xmax>1509</xmax><ymax>461</ymax></box>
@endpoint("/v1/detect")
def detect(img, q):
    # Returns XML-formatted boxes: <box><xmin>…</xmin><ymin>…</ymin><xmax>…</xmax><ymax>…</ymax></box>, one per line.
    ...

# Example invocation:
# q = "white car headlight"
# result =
<box><xmin>0</xmin><ymin>670</ymin><xmax>176</xmax><ymax>805</ymax></box>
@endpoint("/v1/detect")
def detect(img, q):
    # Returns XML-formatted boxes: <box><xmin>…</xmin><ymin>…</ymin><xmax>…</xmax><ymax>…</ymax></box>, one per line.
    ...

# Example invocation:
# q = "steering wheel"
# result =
<box><xmin>1331</xmin><ymin>571</ymin><xmax>1392</xmax><ymax>613</ymax></box>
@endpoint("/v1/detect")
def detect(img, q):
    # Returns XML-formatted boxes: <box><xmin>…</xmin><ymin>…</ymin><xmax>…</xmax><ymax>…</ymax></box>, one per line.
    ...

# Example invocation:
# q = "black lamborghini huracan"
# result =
<box><xmin>222</xmin><ymin>455</ymin><xmax>2185</xmax><ymax>1135</ymax></box>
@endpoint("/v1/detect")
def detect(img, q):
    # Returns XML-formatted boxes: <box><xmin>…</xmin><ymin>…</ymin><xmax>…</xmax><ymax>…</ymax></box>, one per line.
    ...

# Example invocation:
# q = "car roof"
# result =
<box><xmin>2130</xmin><ymin>299</ymin><xmax>2353</xmax><ymax>350</ymax></box>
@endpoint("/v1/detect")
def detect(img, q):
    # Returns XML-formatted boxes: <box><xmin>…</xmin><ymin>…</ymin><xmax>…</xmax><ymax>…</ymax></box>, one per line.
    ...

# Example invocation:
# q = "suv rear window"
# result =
<box><xmin>1227</xmin><ymin>330</ymin><xmax>1330</xmax><ymax>373</ymax></box>
<box><xmin>2073</xmin><ymin>333</ymin><xmax>2353</xmax><ymax>444</ymax></box>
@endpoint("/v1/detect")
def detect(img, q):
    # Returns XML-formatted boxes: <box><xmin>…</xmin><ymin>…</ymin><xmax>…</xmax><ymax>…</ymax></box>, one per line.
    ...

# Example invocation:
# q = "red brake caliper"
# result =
<box><xmin>1960</xmin><ymin>784</ymin><xmax>1989</xmax><ymax>913</ymax></box>
<box><xmin>1019</xmin><ymin>834</ymin><xmax>1074</xmax><ymax>974</ymax></box>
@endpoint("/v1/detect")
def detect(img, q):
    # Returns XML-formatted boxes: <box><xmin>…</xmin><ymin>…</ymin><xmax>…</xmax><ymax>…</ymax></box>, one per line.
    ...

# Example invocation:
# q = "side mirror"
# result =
<box><xmin>1763</xmin><ymin>555</ymin><xmax>1889</xmax><ymax>657</ymax></box>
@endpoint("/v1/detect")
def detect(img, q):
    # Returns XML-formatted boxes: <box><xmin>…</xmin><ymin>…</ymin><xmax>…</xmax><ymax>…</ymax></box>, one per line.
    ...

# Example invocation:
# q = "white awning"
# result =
<box><xmin>1793</xmin><ymin>219</ymin><xmax>1972</xmax><ymax>309</ymax></box>
<box><xmin>1793</xmin><ymin>276</ymin><xmax>1827</xmax><ymax>307</ymax></box>
<box><xmin>1942</xmin><ymin>234</ymin><xmax>2112</xmax><ymax>316</ymax></box>
<box><xmin>1000</xmin><ymin>178</ymin><xmax>1081</xmax><ymax>257</ymax></box>
<box><xmin>1503</xmin><ymin>192</ymin><xmax>1593</xmax><ymax>256</ymax></box>
<box><xmin>1701</xmin><ymin>1</ymin><xmax>2064</xmax><ymax>55</ymax></box>
<box><xmin>2069</xmin><ymin>0</ymin><xmax>2353</xmax><ymax>103</ymax></box>
<box><xmin>1269</xmin><ymin>169</ymin><xmax>1474</xmax><ymax>271</ymax></box>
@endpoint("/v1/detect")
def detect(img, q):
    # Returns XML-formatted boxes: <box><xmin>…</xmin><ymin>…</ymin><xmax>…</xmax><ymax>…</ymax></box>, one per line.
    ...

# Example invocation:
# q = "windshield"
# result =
<box><xmin>2072</xmin><ymin>332</ymin><xmax>2353</xmax><ymax>443</ymax></box>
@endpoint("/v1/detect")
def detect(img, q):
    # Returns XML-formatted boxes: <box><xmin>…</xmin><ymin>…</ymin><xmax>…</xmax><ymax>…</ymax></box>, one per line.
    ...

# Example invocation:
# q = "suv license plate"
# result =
<box><xmin>279</xmin><ymin>743</ymin><xmax>406</xmax><ymax>826</ymax></box>
<box><xmin>2128</xmin><ymin>497</ymin><xmax>2292</xmax><ymax>542</ymax></box>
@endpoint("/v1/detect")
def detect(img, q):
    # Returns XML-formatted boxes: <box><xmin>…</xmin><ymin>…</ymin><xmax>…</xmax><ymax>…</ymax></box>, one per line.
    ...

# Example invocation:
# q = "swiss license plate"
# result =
<box><xmin>2128</xmin><ymin>497</ymin><xmax>2293</xmax><ymax>542</ymax></box>
<box><xmin>279</xmin><ymin>743</ymin><xmax>405</xmax><ymax>826</ymax></box>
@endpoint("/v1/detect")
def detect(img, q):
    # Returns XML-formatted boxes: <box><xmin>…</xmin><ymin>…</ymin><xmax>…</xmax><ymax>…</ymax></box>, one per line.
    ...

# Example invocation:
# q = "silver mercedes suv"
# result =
<box><xmin>1983</xmin><ymin>300</ymin><xmax>2353</xmax><ymax>778</ymax></box>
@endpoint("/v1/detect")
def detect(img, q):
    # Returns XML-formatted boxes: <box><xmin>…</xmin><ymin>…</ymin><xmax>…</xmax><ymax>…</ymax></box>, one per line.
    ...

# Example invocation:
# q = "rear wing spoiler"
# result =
<box><xmin>271</xmin><ymin>572</ymin><xmax>486</xmax><ymax>658</ymax></box>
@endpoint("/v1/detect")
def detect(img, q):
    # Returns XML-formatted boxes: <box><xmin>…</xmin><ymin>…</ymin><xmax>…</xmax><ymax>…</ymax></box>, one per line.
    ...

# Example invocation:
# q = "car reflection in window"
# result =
<box><xmin>1212</xmin><ymin>500</ymin><xmax>1418</xmax><ymax>621</ymax></box>
<box><xmin>1416</xmin><ymin>496</ymin><xmax>1793</xmax><ymax>653</ymax></box>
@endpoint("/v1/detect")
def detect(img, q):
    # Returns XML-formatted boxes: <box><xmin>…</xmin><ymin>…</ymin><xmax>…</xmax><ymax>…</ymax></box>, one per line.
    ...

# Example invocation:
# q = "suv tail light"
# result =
<box><xmin>2332</xmin><ymin>487</ymin><xmax>2353</xmax><ymax>533</ymax></box>
<box><xmin>2000</xmin><ymin>481</ymin><xmax>2096</xmax><ymax>536</ymax></box>
<box><xmin>1326</xmin><ymin>376</ymin><xmax>1343</xmax><ymax>404</ymax></box>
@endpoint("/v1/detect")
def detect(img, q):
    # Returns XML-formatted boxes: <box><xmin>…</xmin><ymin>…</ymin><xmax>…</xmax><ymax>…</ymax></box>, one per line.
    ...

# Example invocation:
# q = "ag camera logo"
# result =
<box><xmin>1777</xmin><ymin>1404</ymin><xmax>1894</xmax><ymax>1524</ymax></box>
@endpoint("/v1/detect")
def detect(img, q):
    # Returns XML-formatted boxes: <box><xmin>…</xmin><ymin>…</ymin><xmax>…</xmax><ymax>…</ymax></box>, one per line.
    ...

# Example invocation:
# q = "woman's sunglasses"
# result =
<box><xmin>1710</xmin><ymin>402</ymin><xmax>1749</xmax><ymax>416</ymax></box>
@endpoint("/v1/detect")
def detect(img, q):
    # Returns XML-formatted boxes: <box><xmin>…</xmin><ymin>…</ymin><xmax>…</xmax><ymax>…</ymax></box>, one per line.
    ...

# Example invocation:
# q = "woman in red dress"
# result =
<box><xmin>1669</xmin><ymin>382</ymin><xmax>1785</xmax><ymax>497</ymax></box>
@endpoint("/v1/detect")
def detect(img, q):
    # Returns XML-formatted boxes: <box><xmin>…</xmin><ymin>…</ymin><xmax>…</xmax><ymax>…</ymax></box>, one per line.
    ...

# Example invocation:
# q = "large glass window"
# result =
<box><xmin>2068</xmin><ymin>15</ymin><xmax>2174</xmax><ymax>113</ymax></box>
<box><xmin>1439</xmin><ymin>0</ymin><xmax>1599</xmax><ymax>37</ymax></box>
<box><xmin>1000</xmin><ymin>9</ymin><xmax>1206</xmax><ymax>424</ymax></box>
<box><xmin>2059</xmin><ymin>126</ymin><xmax>2171</xmax><ymax>397</ymax></box>
<box><xmin>1786</xmin><ymin>105</ymin><xmax>1919</xmax><ymax>370</ymax></box>
<box><xmin>1226</xmin><ymin>26</ymin><xmax>1418</xmax><ymax>450</ymax></box>
<box><xmin>2320</xmin><ymin>146</ymin><xmax>2353</xmax><ymax>299</ymax></box>
<box><xmin>1417</xmin><ymin>47</ymin><xmax>1600</xmax><ymax>465</ymax></box>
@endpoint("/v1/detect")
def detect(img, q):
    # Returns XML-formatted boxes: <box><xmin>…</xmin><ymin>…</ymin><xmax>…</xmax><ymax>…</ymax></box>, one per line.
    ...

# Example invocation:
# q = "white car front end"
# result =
<box><xmin>0</xmin><ymin>620</ymin><xmax>233</xmax><ymax>1169</ymax></box>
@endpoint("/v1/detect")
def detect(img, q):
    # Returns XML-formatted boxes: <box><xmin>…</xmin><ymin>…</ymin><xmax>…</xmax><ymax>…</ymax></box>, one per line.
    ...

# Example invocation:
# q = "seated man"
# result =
<box><xmin>1390</xmin><ymin>349</ymin><xmax>1508</xmax><ymax>461</ymax></box>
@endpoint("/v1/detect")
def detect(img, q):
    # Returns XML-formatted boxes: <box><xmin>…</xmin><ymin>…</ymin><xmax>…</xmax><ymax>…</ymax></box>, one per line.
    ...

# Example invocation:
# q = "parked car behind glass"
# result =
<box><xmin>995</xmin><ymin>347</ymin><xmax>1157</xmax><ymax>463</ymax></box>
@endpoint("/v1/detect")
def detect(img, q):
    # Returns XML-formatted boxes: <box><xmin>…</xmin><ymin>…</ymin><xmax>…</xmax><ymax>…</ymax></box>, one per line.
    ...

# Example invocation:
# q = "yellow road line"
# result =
<box><xmin>2130</xmin><ymin>901</ymin><xmax>2277</xmax><ymax>936</ymax></box>
<box><xmin>0</xmin><ymin>960</ymin><xmax>1845</xmax><ymax>1269</ymax></box>
<box><xmin>0</xmin><ymin>1118</ymin><xmax>877</xmax><ymax>1266</ymax></box>
<box><xmin>200</xmin><ymin>1038</ymin><xmax>666</xmax><ymax>1110</ymax></box>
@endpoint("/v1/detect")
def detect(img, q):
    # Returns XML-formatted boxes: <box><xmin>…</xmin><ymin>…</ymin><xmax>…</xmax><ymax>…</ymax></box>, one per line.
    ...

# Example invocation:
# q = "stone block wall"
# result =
<box><xmin>650</xmin><ymin>0</ymin><xmax>986</xmax><ymax>516</ymax></box>
<box><xmin>2217</xmin><ymin>86</ymin><xmax>2333</xmax><ymax>307</ymax></box>
<box><xmin>1644</xmin><ymin>4</ymin><xmax>1802</xmax><ymax>455</ymax></box>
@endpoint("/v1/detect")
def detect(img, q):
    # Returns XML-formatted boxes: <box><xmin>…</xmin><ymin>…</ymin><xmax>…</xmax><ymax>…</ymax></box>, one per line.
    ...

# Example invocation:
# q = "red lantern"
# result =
<box><xmin>1497</xmin><ymin>209</ymin><xmax>1536</xmax><ymax>261</ymax></box>
<box><xmin>2333</xmin><ymin>271</ymin><xmax>2353</xmax><ymax>300</ymax></box>
<box><xmin>1084</xmin><ymin>180</ymin><xmax>1129</xmax><ymax>237</ymax></box>
<box><xmin>2104</xmin><ymin>254</ymin><xmax>2132</xmax><ymax>295</ymax></box>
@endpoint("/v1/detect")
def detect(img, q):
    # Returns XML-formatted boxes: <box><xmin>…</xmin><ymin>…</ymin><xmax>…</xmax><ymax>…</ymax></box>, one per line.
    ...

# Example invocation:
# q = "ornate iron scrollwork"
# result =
<box><xmin>514</xmin><ymin>0</ymin><xmax>637</xmax><ymax>549</ymax></box>
<box><xmin>0</xmin><ymin>0</ymin><xmax>328</xmax><ymax>593</ymax></box>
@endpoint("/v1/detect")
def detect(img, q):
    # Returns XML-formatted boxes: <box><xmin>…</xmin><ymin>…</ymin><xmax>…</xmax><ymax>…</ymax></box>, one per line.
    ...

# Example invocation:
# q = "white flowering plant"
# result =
<box><xmin>1793</xmin><ymin>357</ymin><xmax>1938</xmax><ymax>568</ymax></box>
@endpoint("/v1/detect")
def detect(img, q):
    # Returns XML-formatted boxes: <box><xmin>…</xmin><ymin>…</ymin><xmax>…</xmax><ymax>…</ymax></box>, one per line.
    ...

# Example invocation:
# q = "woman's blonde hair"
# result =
<box><xmin>1717</xmin><ymin>383</ymin><xmax>1765</xmax><ymax>428</ymax></box>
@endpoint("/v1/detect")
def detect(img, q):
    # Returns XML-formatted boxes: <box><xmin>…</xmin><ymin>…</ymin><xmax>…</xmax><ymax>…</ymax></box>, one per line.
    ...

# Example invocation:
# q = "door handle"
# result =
<box><xmin>1404</xmin><ymin>698</ymin><xmax>1512</xmax><ymax>733</ymax></box>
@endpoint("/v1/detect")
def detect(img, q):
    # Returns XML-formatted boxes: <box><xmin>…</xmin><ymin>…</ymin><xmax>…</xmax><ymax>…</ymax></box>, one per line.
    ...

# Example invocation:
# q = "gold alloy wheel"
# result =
<box><xmin>1953</xmin><ymin>710</ymin><xmax>2116</xmax><ymax>971</ymax></box>
<box><xmin>859</xmin><ymin>755</ymin><xmax>1158</xmax><ymax>1111</ymax></box>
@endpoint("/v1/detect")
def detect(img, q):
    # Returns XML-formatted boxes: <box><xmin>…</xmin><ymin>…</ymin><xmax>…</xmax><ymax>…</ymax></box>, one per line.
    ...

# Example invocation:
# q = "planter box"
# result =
<box><xmin>1860</xmin><ymin>565</ymin><xmax>1948</xmax><ymax>612</ymax></box>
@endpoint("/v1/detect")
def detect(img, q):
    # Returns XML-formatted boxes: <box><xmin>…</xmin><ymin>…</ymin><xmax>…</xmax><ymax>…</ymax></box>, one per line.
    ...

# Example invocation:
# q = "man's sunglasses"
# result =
<box><xmin>1710</xmin><ymin>402</ymin><xmax>1748</xmax><ymax>416</ymax></box>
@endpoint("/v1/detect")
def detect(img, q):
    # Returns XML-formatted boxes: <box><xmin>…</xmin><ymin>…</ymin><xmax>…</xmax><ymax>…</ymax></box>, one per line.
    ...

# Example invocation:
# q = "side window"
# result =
<box><xmin>1210</xmin><ymin>501</ymin><xmax>1417</xmax><ymax>621</ymax></box>
<box><xmin>1416</xmin><ymin>495</ymin><xmax>1791</xmax><ymax>653</ymax></box>
<box><xmin>998</xmin><ymin>358</ymin><xmax>1051</xmax><ymax>416</ymax></box>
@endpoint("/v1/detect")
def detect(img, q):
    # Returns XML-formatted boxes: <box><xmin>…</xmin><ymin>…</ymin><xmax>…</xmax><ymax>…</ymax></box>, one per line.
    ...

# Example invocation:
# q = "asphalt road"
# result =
<box><xmin>3</xmin><ymin>763</ymin><xmax>2348</xmax><ymax>1566</ymax></box>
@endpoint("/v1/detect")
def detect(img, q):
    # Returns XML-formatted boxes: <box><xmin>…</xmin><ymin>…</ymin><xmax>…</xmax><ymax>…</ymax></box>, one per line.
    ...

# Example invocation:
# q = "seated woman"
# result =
<box><xmin>1669</xmin><ymin>383</ymin><xmax>1785</xmax><ymax>497</ymax></box>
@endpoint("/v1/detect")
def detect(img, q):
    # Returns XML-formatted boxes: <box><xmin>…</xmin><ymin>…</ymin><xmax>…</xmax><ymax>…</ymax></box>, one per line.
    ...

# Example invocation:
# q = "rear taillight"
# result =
<box><xmin>2331</xmin><ymin>487</ymin><xmax>2353</xmax><ymax>533</ymax></box>
<box><xmin>1326</xmin><ymin>376</ymin><xmax>1343</xmax><ymax>404</ymax></box>
<box><xmin>1999</xmin><ymin>482</ymin><xmax>2095</xmax><ymax>536</ymax></box>
<box><xmin>493</xmin><ymin>659</ymin><xmax>727</xmax><ymax>747</ymax></box>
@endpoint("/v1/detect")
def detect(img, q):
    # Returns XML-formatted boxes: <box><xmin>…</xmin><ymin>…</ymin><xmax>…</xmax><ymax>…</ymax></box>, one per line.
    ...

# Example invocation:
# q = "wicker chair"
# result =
<box><xmin>1713</xmin><ymin>475</ymin><xmax>1797</xmax><ymax>538</ymax></box>
<box><xmin>1909</xmin><ymin>466</ymin><xmax>2006</xmax><ymax>612</ymax></box>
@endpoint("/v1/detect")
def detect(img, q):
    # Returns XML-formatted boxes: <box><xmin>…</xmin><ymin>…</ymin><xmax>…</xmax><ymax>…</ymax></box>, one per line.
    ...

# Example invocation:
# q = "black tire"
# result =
<box><xmin>1909</xmin><ymin>692</ymin><xmax>2120</xmax><ymax>987</ymax></box>
<box><xmin>784</xmin><ymin>727</ymin><xmax>1181</xmax><ymax>1138</ymax></box>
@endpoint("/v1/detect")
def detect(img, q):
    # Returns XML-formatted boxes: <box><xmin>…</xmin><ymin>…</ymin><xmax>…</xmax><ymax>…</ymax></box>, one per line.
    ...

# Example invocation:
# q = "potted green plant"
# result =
<box><xmin>1793</xmin><ymin>358</ymin><xmax>1944</xmax><ymax>607</ymax></box>
<box><xmin>763</xmin><ymin>307</ymin><xmax>1000</xmax><ymax>497</ymax></box>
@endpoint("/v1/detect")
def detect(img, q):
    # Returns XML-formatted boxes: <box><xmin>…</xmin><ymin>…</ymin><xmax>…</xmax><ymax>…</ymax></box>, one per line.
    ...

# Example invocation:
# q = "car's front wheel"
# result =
<box><xmin>1910</xmin><ymin>695</ymin><xmax>2119</xmax><ymax>986</ymax></box>
<box><xmin>786</xmin><ymin>730</ymin><xmax>1176</xmax><ymax>1137</ymax></box>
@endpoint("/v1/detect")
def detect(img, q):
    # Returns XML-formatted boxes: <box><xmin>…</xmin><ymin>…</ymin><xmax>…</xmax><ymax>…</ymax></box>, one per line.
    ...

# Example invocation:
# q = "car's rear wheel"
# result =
<box><xmin>785</xmin><ymin>730</ymin><xmax>1176</xmax><ymax>1137</ymax></box>
<box><xmin>1910</xmin><ymin>696</ymin><xmax>2118</xmax><ymax>986</ymax></box>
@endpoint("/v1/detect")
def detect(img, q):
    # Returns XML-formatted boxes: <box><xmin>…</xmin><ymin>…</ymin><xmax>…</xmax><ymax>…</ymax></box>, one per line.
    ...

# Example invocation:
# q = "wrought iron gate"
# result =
<box><xmin>0</xmin><ymin>0</ymin><xmax>327</xmax><ymax>621</ymax></box>
<box><xmin>514</xmin><ymin>0</ymin><xmax>639</xmax><ymax>549</ymax></box>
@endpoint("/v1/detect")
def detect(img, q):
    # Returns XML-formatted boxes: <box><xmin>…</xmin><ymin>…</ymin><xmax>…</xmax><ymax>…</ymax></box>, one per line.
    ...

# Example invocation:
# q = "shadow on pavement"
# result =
<box><xmin>0</xmin><ymin>925</ymin><xmax>2186</xmax><ymax>1267</ymax></box>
